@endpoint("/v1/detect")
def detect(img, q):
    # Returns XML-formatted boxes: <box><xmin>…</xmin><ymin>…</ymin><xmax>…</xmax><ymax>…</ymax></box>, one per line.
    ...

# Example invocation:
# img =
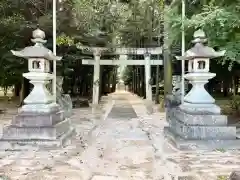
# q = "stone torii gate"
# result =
<box><xmin>82</xmin><ymin>47</ymin><xmax>163</xmax><ymax>105</ymax></box>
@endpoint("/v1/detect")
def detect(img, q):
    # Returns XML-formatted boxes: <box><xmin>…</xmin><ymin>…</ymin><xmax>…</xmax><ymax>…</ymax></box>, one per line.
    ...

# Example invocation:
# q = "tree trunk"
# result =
<box><xmin>14</xmin><ymin>83</ymin><xmax>21</xmax><ymax>97</ymax></box>
<box><xmin>163</xmin><ymin>6</ymin><xmax>172</xmax><ymax>97</ymax></box>
<box><xmin>223</xmin><ymin>80</ymin><xmax>228</xmax><ymax>97</ymax></box>
<box><xmin>19</xmin><ymin>78</ymin><xmax>25</xmax><ymax>105</ymax></box>
<box><xmin>132</xmin><ymin>67</ymin><xmax>135</xmax><ymax>93</ymax></box>
<box><xmin>111</xmin><ymin>67</ymin><xmax>117</xmax><ymax>92</ymax></box>
<box><xmin>232</xmin><ymin>76</ymin><xmax>236</xmax><ymax>96</ymax></box>
<box><xmin>235</xmin><ymin>76</ymin><xmax>239</xmax><ymax>95</ymax></box>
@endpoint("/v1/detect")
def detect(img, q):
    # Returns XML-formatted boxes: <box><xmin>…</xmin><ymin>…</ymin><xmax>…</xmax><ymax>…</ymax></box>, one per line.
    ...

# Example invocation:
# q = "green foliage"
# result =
<box><xmin>217</xmin><ymin>175</ymin><xmax>228</xmax><ymax>180</ymax></box>
<box><xmin>121</xmin><ymin>67</ymin><xmax>133</xmax><ymax>85</ymax></box>
<box><xmin>229</xmin><ymin>95</ymin><xmax>240</xmax><ymax>115</ymax></box>
<box><xmin>167</xmin><ymin>0</ymin><xmax>240</xmax><ymax>67</ymax></box>
<box><xmin>72</xmin><ymin>0</ymin><xmax>130</xmax><ymax>46</ymax></box>
<box><xmin>0</xmin><ymin>0</ymin><xmax>28</xmax><ymax>87</ymax></box>
<box><xmin>186</xmin><ymin>4</ymin><xmax>240</xmax><ymax>64</ymax></box>
<box><xmin>119</xmin><ymin>0</ymin><xmax>162</xmax><ymax>46</ymax></box>
<box><xmin>57</xmin><ymin>34</ymin><xmax>75</xmax><ymax>46</ymax></box>
<box><xmin>72</xmin><ymin>0</ymin><xmax>163</xmax><ymax>47</ymax></box>
<box><xmin>0</xmin><ymin>0</ymin><xmax>75</xmax><ymax>87</ymax></box>
<box><xmin>214</xmin><ymin>148</ymin><xmax>226</xmax><ymax>153</ymax></box>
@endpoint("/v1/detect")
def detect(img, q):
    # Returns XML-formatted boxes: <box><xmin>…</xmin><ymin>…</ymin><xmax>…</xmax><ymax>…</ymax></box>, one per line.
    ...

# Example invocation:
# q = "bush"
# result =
<box><xmin>229</xmin><ymin>95</ymin><xmax>240</xmax><ymax>115</ymax></box>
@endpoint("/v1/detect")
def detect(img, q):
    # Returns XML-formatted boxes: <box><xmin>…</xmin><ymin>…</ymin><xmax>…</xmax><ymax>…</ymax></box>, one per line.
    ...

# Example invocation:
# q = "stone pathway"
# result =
<box><xmin>0</xmin><ymin>91</ymin><xmax>240</xmax><ymax>179</ymax></box>
<box><xmin>80</xmin><ymin>92</ymin><xmax>155</xmax><ymax>180</ymax></box>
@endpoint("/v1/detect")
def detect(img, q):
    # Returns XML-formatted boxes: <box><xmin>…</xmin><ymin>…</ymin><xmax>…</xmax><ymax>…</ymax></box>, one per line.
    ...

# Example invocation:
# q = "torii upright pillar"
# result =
<box><xmin>93</xmin><ymin>49</ymin><xmax>101</xmax><ymax>105</ymax></box>
<box><xmin>144</xmin><ymin>53</ymin><xmax>152</xmax><ymax>101</ymax></box>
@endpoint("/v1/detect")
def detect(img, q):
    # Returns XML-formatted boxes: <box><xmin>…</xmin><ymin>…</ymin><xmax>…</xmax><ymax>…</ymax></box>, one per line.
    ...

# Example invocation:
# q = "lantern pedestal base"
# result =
<box><xmin>0</xmin><ymin>128</ymin><xmax>75</xmax><ymax>150</ymax></box>
<box><xmin>164</xmin><ymin>106</ymin><xmax>240</xmax><ymax>150</ymax></box>
<box><xmin>0</xmin><ymin>103</ymin><xmax>75</xmax><ymax>150</ymax></box>
<box><xmin>164</xmin><ymin>127</ymin><xmax>240</xmax><ymax>151</ymax></box>
<box><xmin>179</xmin><ymin>102</ymin><xmax>221</xmax><ymax>114</ymax></box>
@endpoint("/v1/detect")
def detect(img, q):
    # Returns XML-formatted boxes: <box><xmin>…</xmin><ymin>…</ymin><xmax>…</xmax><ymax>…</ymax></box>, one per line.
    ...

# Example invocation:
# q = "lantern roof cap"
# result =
<box><xmin>11</xmin><ymin>28</ymin><xmax>62</xmax><ymax>61</ymax></box>
<box><xmin>176</xmin><ymin>29</ymin><xmax>225</xmax><ymax>60</ymax></box>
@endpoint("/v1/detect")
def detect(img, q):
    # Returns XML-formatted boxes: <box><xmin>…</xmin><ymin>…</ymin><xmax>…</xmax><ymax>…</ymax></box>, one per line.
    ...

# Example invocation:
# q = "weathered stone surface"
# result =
<box><xmin>0</xmin><ymin>128</ymin><xmax>75</xmax><ymax>150</ymax></box>
<box><xmin>12</xmin><ymin>110</ymin><xmax>64</xmax><ymax>126</ymax></box>
<box><xmin>91</xmin><ymin>176</ymin><xmax>121</xmax><ymax>180</ymax></box>
<box><xmin>173</xmin><ymin>108</ymin><xmax>228</xmax><ymax>126</ymax></box>
<box><xmin>107</xmin><ymin>101</ymin><xmax>137</xmax><ymax>119</ymax></box>
<box><xmin>56</xmin><ymin>76</ymin><xmax>73</xmax><ymax>118</ymax></box>
<box><xmin>179</xmin><ymin>101</ymin><xmax>221</xmax><ymax>115</ymax></box>
<box><xmin>2</xmin><ymin>119</ymin><xmax>71</xmax><ymax>140</ymax></box>
<box><xmin>0</xmin><ymin>102</ymin><xmax>74</xmax><ymax>150</ymax></box>
<box><xmin>169</xmin><ymin>115</ymin><xmax>236</xmax><ymax>140</ymax></box>
<box><xmin>164</xmin><ymin>127</ymin><xmax>240</xmax><ymax>150</ymax></box>
<box><xmin>57</xmin><ymin>93</ymin><xmax>72</xmax><ymax>118</ymax></box>
<box><xmin>20</xmin><ymin>102</ymin><xmax>61</xmax><ymax>113</ymax></box>
<box><xmin>230</xmin><ymin>171</ymin><xmax>240</xmax><ymax>180</ymax></box>
<box><xmin>165</xmin><ymin>95</ymin><xmax>240</xmax><ymax>150</ymax></box>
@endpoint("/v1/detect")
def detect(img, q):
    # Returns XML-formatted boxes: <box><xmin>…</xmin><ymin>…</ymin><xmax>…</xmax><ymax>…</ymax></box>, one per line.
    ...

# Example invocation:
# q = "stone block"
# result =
<box><xmin>164</xmin><ymin>127</ymin><xmax>240</xmax><ymax>150</ymax></box>
<box><xmin>2</xmin><ymin>119</ymin><xmax>70</xmax><ymax>140</ymax></box>
<box><xmin>169</xmin><ymin>115</ymin><xmax>236</xmax><ymax>140</ymax></box>
<box><xmin>20</xmin><ymin>102</ymin><xmax>61</xmax><ymax>113</ymax></box>
<box><xmin>164</xmin><ymin>105</ymin><xmax>240</xmax><ymax>150</ymax></box>
<box><xmin>57</xmin><ymin>94</ymin><xmax>72</xmax><ymax>118</ymax></box>
<box><xmin>173</xmin><ymin>108</ymin><xmax>228</xmax><ymax>126</ymax></box>
<box><xmin>12</xmin><ymin>110</ymin><xmax>64</xmax><ymax>127</ymax></box>
<box><xmin>0</xmin><ymin>127</ymin><xmax>75</xmax><ymax>150</ymax></box>
<box><xmin>230</xmin><ymin>171</ymin><xmax>240</xmax><ymax>180</ymax></box>
<box><xmin>179</xmin><ymin>102</ymin><xmax>221</xmax><ymax>114</ymax></box>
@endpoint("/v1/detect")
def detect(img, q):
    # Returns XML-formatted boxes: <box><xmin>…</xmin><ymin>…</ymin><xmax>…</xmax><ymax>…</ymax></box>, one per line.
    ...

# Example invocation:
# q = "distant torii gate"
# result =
<box><xmin>82</xmin><ymin>47</ymin><xmax>163</xmax><ymax>105</ymax></box>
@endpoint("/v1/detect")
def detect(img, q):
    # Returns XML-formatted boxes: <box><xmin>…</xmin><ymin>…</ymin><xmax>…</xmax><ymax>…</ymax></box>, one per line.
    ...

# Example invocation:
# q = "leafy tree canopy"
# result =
<box><xmin>167</xmin><ymin>0</ymin><xmax>240</xmax><ymax>68</ymax></box>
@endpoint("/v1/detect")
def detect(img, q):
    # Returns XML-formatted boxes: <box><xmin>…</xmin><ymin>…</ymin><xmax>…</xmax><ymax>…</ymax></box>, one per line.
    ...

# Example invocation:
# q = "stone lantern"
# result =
<box><xmin>164</xmin><ymin>29</ymin><xmax>240</xmax><ymax>150</ymax></box>
<box><xmin>0</xmin><ymin>28</ymin><xmax>74</xmax><ymax>150</ymax></box>
<box><xmin>177</xmin><ymin>29</ymin><xmax>225</xmax><ymax>114</ymax></box>
<box><xmin>11</xmin><ymin>28</ymin><xmax>62</xmax><ymax>109</ymax></box>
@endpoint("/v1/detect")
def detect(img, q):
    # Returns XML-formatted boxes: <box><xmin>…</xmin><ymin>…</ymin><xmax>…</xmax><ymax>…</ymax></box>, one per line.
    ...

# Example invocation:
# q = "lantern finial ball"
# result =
<box><xmin>193</xmin><ymin>29</ymin><xmax>206</xmax><ymax>39</ymax></box>
<box><xmin>32</xmin><ymin>28</ymin><xmax>45</xmax><ymax>40</ymax></box>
